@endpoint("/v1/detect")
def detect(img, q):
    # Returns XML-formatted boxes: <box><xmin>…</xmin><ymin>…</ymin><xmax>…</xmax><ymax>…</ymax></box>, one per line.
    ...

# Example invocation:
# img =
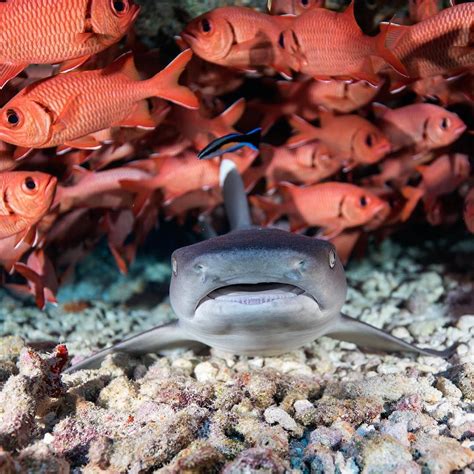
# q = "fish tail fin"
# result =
<box><xmin>12</xmin><ymin>263</ymin><xmax>50</xmax><ymax>310</ymax></box>
<box><xmin>400</xmin><ymin>185</ymin><xmax>424</xmax><ymax>221</ymax></box>
<box><xmin>249</xmin><ymin>195</ymin><xmax>284</xmax><ymax>226</ymax></box>
<box><xmin>287</xmin><ymin>115</ymin><xmax>320</xmax><ymax>148</ymax></box>
<box><xmin>278</xmin><ymin>182</ymin><xmax>307</xmax><ymax>232</ymax></box>
<box><xmin>375</xmin><ymin>22</ymin><xmax>409</xmax><ymax>77</ymax></box>
<box><xmin>219</xmin><ymin>98</ymin><xmax>246</xmax><ymax>127</ymax></box>
<box><xmin>243</xmin><ymin>143</ymin><xmax>273</xmax><ymax>191</ymax></box>
<box><xmin>146</xmin><ymin>50</ymin><xmax>199</xmax><ymax>109</ymax></box>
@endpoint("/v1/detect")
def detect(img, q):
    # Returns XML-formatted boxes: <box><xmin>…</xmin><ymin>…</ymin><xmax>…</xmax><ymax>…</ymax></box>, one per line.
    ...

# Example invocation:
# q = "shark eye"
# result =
<box><xmin>329</xmin><ymin>249</ymin><xmax>336</xmax><ymax>268</ymax></box>
<box><xmin>440</xmin><ymin>117</ymin><xmax>451</xmax><ymax>130</ymax></box>
<box><xmin>6</xmin><ymin>109</ymin><xmax>20</xmax><ymax>127</ymax></box>
<box><xmin>172</xmin><ymin>257</ymin><xmax>178</xmax><ymax>276</ymax></box>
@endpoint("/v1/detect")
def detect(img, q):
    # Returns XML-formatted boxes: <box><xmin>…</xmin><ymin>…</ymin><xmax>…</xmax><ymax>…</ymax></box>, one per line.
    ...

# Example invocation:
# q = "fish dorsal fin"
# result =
<box><xmin>219</xmin><ymin>98</ymin><xmax>246</xmax><ymax>127</ymax></box>
<box><xmin>343</xmin><ymin>0</ymin><xmax>355</xmax><ymax>20</ymax></box>
<box><xmin>104</xmin><ymin>52</ymin><xmax>140</xmax><ymax>81</ymax></box>
<box><xmin>372</xmin><ymin>102</ymin><xmax>390</xmax><ymax>119</ymax></box>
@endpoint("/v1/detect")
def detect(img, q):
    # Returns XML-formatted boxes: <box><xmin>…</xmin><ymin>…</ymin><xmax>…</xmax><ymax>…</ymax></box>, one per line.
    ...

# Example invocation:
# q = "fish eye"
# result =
<box><xmin>278</xmin><ymin>32</ymin><xmax>285</xmax><ymax>48</ymax></box>
<box><xmin>201</xmin><ymin>18</ymin><xmax>212</xmax><ymax>33</ymax></box>
<box><xmin>360</xmin><ymin>195</ymin><xmax>368</xmax><ymax>207</ymax></box>
<box><xmin>300</xmin><ymin>0</ymin><xmax>309</xmax><ymax>6</ymax></box>
<box><xmin>365</xmin><ymin>133</ymin><xmax>374</xmax><ymax>147</ymax></box>
<box><xmin>6</xmin><ymin>109</ymin><xmax>20</xmax><ymax>127</ymax></box>
<box><xmin>172</xmin><ymin>257</ymin><xmax>178</xmax><ymax>276</ymax></box>
<box><xmin>23</xmin><ymin>177</ymin><xmax>37</xmax><ymax>192</ymax></box>
<box><xmin>328</xmin><ymin>249</ymin><xmax>336</xmax><ymax>269</ymax></box>
<box><xmin>440</xmin><ymin>117</ymin><xmax>451</xmax><ymax>130</ymax></box>
<box><xmin>111</xmin><ymin>0</ymin><xmax>128</xmax><ymax>15</ymax></box>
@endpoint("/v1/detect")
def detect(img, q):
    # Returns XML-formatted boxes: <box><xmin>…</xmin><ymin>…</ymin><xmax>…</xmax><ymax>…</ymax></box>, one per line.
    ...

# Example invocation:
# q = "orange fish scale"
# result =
<box><xmin>289</xmin><ymin>182</ymin><xmax>347</xmax><ymax>224</ymax></box>
<box><xmin>294</xmin><ymin>10</ymin><xmax>374</xmax><ymax>75</ymax></box>
<box><xmin>392</xmin><ymin>3</ymin><xmax>474</xmax><ymax>77</ymax></box>
<box><xmin>0</xmin><ymin>0</ymin><xmax>110</xmax><ymax>63</ymax></box>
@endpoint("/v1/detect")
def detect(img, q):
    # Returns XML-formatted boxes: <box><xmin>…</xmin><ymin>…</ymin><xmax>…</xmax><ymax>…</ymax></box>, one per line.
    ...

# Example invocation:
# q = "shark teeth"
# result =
<box><xmin>208</xmin><ymin>283</ymin><xmax>304</xmax><ymax>305</ymax></box>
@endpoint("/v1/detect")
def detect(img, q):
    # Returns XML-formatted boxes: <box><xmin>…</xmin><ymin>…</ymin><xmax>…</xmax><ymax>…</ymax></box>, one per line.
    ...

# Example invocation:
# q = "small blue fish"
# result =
<box><xmin>198</xmin><ymin>128</ymin><xmax>262</xmax><ymax>160</ymax></box>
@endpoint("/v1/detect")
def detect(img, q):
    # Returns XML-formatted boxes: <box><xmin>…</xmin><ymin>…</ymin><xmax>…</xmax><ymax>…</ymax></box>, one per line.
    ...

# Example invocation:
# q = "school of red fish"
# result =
<box><xmin>0</xmin><ymin>0</ymin><xmax>472</xmax><ymax>308</ymax></box>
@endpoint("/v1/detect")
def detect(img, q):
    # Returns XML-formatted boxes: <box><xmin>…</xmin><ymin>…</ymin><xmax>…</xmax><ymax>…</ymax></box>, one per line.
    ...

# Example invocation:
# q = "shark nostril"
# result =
<box><xmin>194</xmin><ymin>263</ymin><xmax>205</xmax><ymax>273</ymax></box>
<box><xmin>297</xmin><ymin>260</ymin><xmax>306</xmax><ymax>270</ymax></box>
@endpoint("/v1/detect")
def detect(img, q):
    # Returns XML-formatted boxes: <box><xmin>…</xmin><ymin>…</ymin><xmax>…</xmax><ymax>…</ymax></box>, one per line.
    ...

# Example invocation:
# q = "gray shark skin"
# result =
<box><xmin>65</xmin><ymin>161</ymin><xmax>455</xmax><ymax>373</ymax></box>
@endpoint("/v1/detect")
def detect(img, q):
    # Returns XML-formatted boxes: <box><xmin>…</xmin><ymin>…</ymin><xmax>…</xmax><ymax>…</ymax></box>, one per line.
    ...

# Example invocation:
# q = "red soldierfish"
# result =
<box><xmin>373</xmin><ymin>103</ymin><xmax>466</xmax><ymax>153</ymax></box>
<box><xmin>409</xmin><ymin>0</ymin><xmax>440</xmax><ymax>23</ymax></box>
<box><xmin>288</xmin><ymin>113</ymin><xmax>391</xmax><ymax>168</ymax></box>
<box><xmin>0</xmin><ymin>50</ymin><xmax>198</xmax><ymax>159</ymax></box>
<box><xmin>256</xmin><ymin>79</ymin><xmax>382</xmax><ymax>133</ymax></box>
<box><xmin>278</xmin><ymin>1</ymin><xmax>408</xmax><ymax>85</ymax></box>
<box><xmin>380</xmin><ymin>3</ymin><xmax>474</xmax><ymax>79</ymax></box>
<box><xmin>464</xmin><ymin>188</ymin><xmax>474</xmax><ymax>233</ymax></box>
<box><xmin>251</xmin><ymin>182</ymin><xmax>389</xmax><ymax>237</ymax></box>
<box><xmin>260</xmin><ymin>143</ymin><xmax>341</xmax><ymax>190</ymax></box>
<box><xmin>401</xmin><ymin>154</ymin><xmax>470</xmax><ymax>221</ymax></box>
<box><xmin>0</xmin><ymin>171</ymin><xmax>57</xmax><ymax>246</ymax></box>
<box><xmin>0</xmin><ymin>0</ymin><xmax>140</xmax><ymax>88</ymax></box>
<box><xmin>268</xmin><ymin>0</ymin><xmax>325</xmax><ymax>15</ymax></box>
<box><xmin>166</xmin><ymin>99</ymin><xmax>246</xmax><ymax>152</ymax></box>
<box><xmin>54</xmin><ymin>166</ymin><xmax>153</xmax><ymax>213</ymax></box>
<box><xmin>120</xmin><ymin>149</ymin><xmax>258</xmax><ymax>205</ymax></box>
<box><xmin>182</xmin><ymin>7</ymin><xmax>294</xmax><ymax>77</ymax></box>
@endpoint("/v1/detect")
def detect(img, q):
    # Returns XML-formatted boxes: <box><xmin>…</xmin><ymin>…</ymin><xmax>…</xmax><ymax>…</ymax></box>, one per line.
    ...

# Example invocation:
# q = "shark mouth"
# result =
<box><xmin>202</xmin><ymin>283</ymin><xmax>307</xmax><ymax>306</ymax></box>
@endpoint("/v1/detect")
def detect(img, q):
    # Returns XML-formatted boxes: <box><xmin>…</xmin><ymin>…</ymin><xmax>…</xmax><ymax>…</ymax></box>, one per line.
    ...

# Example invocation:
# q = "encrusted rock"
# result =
<box><xmin>264</xmin><ymin>406</ymin><xmax>300</xmax><ymax>434</ymax></box>
<box><xmin>222</xmin><ymin>448</ymin><xmax>291</xmax><ymax>474</ymax></box>
<box><xmin>359</xmin><ymin>434</ymin><xmax>420</xmax><ymax>474</ymax></box>
<box><xmin>412</xmin><ymin>433</ymin><xmax>474</xmax><ymax>472</ymax></box>
<box><xmin>445</xmin><ymin>363</ymin><xmax>474</xmax><ymax>400</ymax></box>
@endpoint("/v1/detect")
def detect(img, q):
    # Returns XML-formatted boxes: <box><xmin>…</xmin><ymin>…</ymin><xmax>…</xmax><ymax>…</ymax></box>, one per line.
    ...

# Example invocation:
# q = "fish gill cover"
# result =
<box><xmin>0</xmin><ymin>0</ymin><xmax>472</xmax><ymax>471</ymax></box>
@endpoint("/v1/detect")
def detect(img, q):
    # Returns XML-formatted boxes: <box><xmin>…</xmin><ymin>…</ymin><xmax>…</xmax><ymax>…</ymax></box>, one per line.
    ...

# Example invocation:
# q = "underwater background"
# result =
<box><xmin>0</xmin><ymin>0</ymin><xmax>473</xmax><ymax>472</ymax></box>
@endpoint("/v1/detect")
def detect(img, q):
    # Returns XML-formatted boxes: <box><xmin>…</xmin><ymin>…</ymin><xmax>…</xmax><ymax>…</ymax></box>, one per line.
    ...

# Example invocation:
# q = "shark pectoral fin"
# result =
<box><xmin>326</xmin><ymin>313</ymin><xmax>456</xmax><ymax>359</ymax></box>
<box><xmin>65</xmin><ymin>321</ymin><xmax>202</xmax><ymax>373</ymax></box>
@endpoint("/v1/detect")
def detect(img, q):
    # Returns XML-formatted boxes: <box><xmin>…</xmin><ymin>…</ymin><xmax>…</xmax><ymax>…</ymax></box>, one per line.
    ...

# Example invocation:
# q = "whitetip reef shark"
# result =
<box><xmin>66</xmin><ymin>160</ymin><xmax>455</xmax><ymax>372</ymax></box>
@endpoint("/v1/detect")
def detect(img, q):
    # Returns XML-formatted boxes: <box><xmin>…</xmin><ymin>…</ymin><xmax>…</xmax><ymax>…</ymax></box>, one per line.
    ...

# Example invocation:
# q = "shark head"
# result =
<box><xmin>170</xmin><ymin>226</ymin><xmax>347</xmax><ymax>355</ymax></box>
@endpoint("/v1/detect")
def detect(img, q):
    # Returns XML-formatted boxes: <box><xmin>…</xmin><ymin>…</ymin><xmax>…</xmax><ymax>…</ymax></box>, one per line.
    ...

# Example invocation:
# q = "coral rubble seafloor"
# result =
<box><xmin>0</xmin><ymin>0</ymin><xmax>473</xmax><ymax>471</ymax></box>
<box><xmin>0</xmin><ymin>231</ymin><xmax>473</xmax><ymax>472</ymax></box>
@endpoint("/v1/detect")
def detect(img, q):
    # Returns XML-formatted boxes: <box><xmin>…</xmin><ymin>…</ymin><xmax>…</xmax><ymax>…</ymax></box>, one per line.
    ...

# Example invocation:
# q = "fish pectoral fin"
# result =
<box><xmin>13</xmin><ymin>225</ymin><xmax>38</xmax><ymax>249</ymax></box>
<box><xmin>58</xmin><ymin>54</ymin><xmax>91</xmax><ymax>74</ymax></box>
<box><xmin>287</xmin><ymin>114</ymin><xmax>320</xmax><ymax>148</ymax></box>
<box><xmin>13</xmin><ymin>146</ymin><xmax>34</xmax><ymax>161</ymax></box>
<box><xmin>62</xmin><ymin>135</ymin><xmax>102</xmax><ymax>151</ymax></box>
<box><xmin>53</xmin><ymin>94</ymin><xmax>81</xmax><ymax>133</ymax></box>
<box><xmin>114</xmin><ymin>101</ymin><xmax>157</xmax><ymax>130</ymax></box>
<box><xmin>64</xmin><ymin>321</ymin><xmax>204</xmax><ymax>373</ymax></box>
<box><xmin>0</xmin><ymin>62</ymin><xmax>28</xmax><ymax>89</ymax></box>
<box><xmin>326</xmin><ymin>313</ymin><xmax>456</xmax><ymax>358</ymax></box>
<box><xmin>318</xmin><ymin>225</ymin><xmax>344</xmax><ymax>240</ymax></box>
